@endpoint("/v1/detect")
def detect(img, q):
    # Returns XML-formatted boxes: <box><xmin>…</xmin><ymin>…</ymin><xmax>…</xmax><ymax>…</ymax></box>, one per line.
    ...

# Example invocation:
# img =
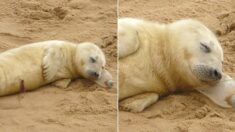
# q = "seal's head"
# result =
<box><xmin>75</xmin><ymin>42</ymin><xmax>113</xmax><ymax>88</ymax></box>
<box><xmin>168</xmin><ymin>19</ymin><xmax>223</xmax><ymax>86</ymax></box>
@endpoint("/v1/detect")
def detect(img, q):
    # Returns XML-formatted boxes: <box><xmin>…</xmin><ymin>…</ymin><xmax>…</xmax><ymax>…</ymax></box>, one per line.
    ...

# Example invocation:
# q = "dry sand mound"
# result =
<box><xmin>120</xmin><ymin>0</ymin><xmax>235</xmax><ymax>131</ymax></box>
<box><xmin>0</xmin><ymin>0</ymin><xmax>117</xmax><ymax>132</ymax></box>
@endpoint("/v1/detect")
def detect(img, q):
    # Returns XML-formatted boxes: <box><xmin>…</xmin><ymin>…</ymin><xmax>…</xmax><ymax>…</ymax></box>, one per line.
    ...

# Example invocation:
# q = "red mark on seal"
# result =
<box><xmin>20</xmin><ymin>80</ymin><xmax>25</xmax><ymax>93</ymax></box>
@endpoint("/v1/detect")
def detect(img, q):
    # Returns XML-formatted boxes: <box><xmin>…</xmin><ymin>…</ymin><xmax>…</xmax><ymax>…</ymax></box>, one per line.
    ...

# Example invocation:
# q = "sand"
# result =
<box><xmin>0</xmin><ymin>0</ymin><xmax>117</xmax><ymax>132</ymax></box>
<box><xmin>0</xmin><ymin>0</ymin><xmax>234</xmax><ymax>131</ymax></box>
<box><xmin>119</xmin><ymin>0</ymin><xmax>235</xmax><ymax>131</ymax></box>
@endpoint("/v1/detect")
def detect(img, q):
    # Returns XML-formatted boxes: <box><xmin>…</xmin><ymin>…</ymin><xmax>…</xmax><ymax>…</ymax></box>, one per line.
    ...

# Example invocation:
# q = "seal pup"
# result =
<box><xmin>0</xmin><ymin>40</ymin><xmax>113</xmax><ymax>96</ymax></box>
<box><xmin>118</xmin><ymin>18</ymin><xmax>235</xmax><ymax>112</ymax></box>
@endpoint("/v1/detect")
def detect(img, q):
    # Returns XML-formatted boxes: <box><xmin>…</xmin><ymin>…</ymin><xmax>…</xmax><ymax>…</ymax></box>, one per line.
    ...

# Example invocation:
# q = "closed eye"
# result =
<box><xmin>200</xmin><ymin>42</ymin><xmax>211</xmax><ymax>53</ymax></box>
<box><xmin>90</xmin><ymin>57</ymin><xmax>96</xmax><ymax>63</ymax></box>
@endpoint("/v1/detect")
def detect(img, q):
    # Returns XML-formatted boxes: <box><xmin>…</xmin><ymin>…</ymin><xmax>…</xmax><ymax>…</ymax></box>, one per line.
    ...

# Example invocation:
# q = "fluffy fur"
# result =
<box><xmin>0</xmin><ymin>40</ymin><xmax>113</xmax><ymax>96</ymax></box>
<box><xmin>119</xmin><ymin>18</ymin><xmax>235</xmax><ymax>112</ymax></box>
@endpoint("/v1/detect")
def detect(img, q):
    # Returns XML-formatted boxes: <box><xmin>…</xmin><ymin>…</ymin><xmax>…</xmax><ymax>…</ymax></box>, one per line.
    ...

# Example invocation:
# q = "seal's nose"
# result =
<box><xmin>211</xmin><ymin>69</ymin><xmax>222</xmax><ymax>80</ymax></box>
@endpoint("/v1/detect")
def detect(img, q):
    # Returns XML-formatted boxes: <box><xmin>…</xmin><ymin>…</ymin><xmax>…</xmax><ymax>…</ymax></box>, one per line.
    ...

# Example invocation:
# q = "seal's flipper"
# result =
<box><xmin>119</xmin><ymin>93</ymin><xmax>159</xmax><ymax>112</ymax></box>
<box><xmin>118</xmin><ymin>18</ymin><xmax>140</xmax><ymax>58</ymax></box>
<box><xmin>195</xmin><ymin>74</ymin><xmax>235</xmax><ymax>108</ymax></box>
<box><xmin>42</xmin><ymin>46</ymin><xmax>63</xmax><ymax>82</ymax></box>
<box><xmin>52</xmin><ymin>79</ymin><xmax>71</xmax><ymax>89</ymax></box>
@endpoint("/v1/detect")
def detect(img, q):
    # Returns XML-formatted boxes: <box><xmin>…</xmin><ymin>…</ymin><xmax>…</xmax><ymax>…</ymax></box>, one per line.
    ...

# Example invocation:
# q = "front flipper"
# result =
<box><xmin>52</xmin><ymin>79</ymin><xmax>71</xmax><ymax>89</ymax></box>
<box><xmin>119</xmin><ymin>93</ymin><xmax>159</xmax><ymax>113</ymax></box>
<box><xmin>42</xmin><ymin>46</ymin><xmax>63</xmax><ymax>82</ymax></box>
<box><xmin>195</xmin><ymin>74</ymin><xmax>235</xmax><ymax>108</ymax></box>
<box><xmin>118</xmin><ymin>18</ymin><xmax>140</xmax><ymax>58</ymax></box>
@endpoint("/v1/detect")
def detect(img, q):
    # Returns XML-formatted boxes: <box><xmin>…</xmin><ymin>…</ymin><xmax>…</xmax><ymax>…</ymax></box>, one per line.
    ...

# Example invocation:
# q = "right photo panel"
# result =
<box><xmin>119</xmin><ymin>0</ymin><xmax>235</xmax><ymax>131</ymax></box>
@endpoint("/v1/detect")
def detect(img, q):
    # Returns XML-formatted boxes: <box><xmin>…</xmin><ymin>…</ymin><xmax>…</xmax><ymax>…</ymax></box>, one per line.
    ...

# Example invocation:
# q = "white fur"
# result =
<box><xmin>0</xmin><ymin>40</ymin><xmax>112</xmax><ymax>96</ymax></box>
<box><xmin>119</xmin><ymin>18</ymin><xmax>235</xmax><ymax>112</ymax></box>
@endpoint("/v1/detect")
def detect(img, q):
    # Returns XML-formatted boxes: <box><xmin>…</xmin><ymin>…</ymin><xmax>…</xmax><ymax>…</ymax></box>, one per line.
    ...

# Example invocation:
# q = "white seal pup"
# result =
<box><xmin>0</xmin><ymin>40</ymin><xmax>113</xmax><ymax>96</ymax></box>
<box><xmin>118</xmin><ymin>18</ymin><xmax>235</xmax><ymax>112</ymax></box>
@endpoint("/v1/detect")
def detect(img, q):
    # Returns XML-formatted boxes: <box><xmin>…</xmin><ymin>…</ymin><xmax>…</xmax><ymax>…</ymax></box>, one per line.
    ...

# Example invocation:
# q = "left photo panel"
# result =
<box><xmin>0</xmin><ymin>0</ymin><xmax>117</xmax><ymax>132</ymax></box>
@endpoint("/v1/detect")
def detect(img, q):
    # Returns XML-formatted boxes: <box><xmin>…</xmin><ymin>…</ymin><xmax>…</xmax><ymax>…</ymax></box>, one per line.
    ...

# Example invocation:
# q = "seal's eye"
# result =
<box><xmin>90</xmin><ymin>57</ymin><xmax>96</xmax><ymax>63</ymax></box>
<box><xmin>200</xmin><ymin>42</ymin><xmax>211</xmax><ymax>53</ymax></box>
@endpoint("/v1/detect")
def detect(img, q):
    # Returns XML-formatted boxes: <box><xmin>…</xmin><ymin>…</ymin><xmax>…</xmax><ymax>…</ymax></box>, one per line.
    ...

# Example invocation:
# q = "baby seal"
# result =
<box><xmin>119</xmin><ymin>18</ymin><xmax>235</xmax><ymax>112</ymax></box>
<box><xmin>0</xmin><ymin>40</ymin><xmax>113</xmax><ymax>96</ymax></box>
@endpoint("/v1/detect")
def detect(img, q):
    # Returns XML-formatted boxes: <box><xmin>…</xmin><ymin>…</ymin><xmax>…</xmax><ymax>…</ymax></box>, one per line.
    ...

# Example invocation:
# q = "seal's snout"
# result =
<box><xmin>211</xmin><ymin>68</ymin><xmax>222</xmax><ymax>80</ymax></box>
<box><xmin>192</xmin><ymin>65</ymin><xmax>222</xmax><ymax>82</ymax></box>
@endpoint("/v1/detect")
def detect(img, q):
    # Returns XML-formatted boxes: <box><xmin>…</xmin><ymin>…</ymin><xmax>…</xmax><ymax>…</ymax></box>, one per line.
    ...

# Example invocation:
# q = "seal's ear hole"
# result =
<box><xmin>200</xmin><ymin>42</ymin><xmax>211</xmax><ymax>53</ymax></box>
<box><xmin>90</xmin><ymin>56</ymin><xmax>96</xmax><ymax>63</ymax></box>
